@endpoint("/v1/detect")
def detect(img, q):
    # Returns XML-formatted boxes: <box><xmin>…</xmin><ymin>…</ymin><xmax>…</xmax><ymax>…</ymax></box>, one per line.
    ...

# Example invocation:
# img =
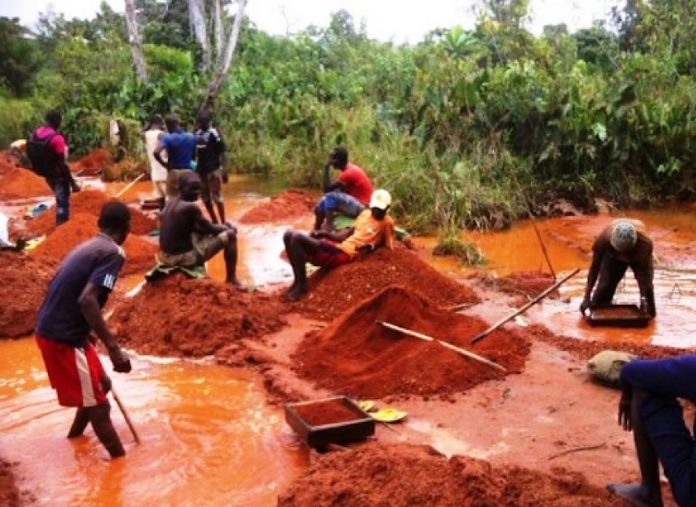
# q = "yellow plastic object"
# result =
<box><xmin>370</xmin><ymin>407</ymin><xmax>407</xmax><ymax>423</ymax></box>
<box><xmin>23</xmin><ymin>236</ymin><xmax>46</xmax><ymax>251</ymax></box>
<box><xmin>358</xmin><ymin>400</ymin><xmax>376</xmax><ymax>412</ymax></box>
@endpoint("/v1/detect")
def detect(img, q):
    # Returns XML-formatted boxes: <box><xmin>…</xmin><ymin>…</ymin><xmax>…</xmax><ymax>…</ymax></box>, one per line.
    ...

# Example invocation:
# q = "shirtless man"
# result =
<box><xmin>158</xmin><ymin>171</ymin><xmax>240</xmax><ymax>285</ymax></box>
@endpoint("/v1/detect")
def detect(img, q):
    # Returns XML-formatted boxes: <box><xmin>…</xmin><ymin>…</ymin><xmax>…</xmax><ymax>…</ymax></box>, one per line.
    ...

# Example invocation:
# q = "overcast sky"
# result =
<box><xmin>2</xmin><ymin>0</ymin><xmax>622</xmax><ymax>42</ymax></box>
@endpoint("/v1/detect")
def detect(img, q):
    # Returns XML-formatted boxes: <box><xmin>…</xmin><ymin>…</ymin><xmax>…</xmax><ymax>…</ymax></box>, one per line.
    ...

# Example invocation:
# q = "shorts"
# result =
<box><xmin>35</xmin><ymin>335</ymin><xmax>108</xmax><ymax>407</ymax></box>
<box><xmin>316</xmin><ymin>191</ymin><xmax>365</xmax><ymax>217</ymax></box>
<box><xmin>308</xmin><ymin>240</ymin><xmax>352</xmax><ymax>269</ymax></box>
<box><xmin>159</xmin><ymin>230</ymin><xmax>231</xmax><ymax>267</ymax></box>
<box><xmin>199</xmin><ymin>169</ymin><xmax>223</xmax><ymax>204</ymax></box>
<box><xmin>166</xmin><ymin>168</ymin><xmax>192</xmax><ymax>198</ymax></box>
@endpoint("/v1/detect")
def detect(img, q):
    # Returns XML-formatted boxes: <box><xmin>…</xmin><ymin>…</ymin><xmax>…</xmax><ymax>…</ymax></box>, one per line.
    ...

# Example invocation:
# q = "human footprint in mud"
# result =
<box><xmin>283</xmin><ymin>189</ymin><xmax>394</xmax><ymax>301</ymax></box>
<box><xmin>35</xmin><ymin>201</ymin><xmax>133</xmax><ymax>459</ymax></box>
<box><xmin>608</xmin><ymin>355</ymin><xmax>696</xmax><ymax>506</ymax></box>
<box><xmin>580</xmin><ymin>219</ymin><xmax>655</xmax><ymax>318</ymax></box>
<box><xmin>159</xmin><ymin>171</ymin><xmax>241</xmax><ymax>286</ymax></box>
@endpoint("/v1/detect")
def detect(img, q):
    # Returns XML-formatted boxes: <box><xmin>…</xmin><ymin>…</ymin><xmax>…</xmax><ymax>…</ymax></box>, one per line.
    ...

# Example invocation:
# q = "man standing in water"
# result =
<box><xmin>608</xmin><ymin>355</ymin><xmax>696</xmax><ymax>506</ymax></box>
<box><xmin>195</xmin><ymin>110</ymin><xmax>228</xmax><ymax>224</ymax></box>
<box><xmin>580</xmin><ymin>219</ymin><xmax>655</xmax><ymax>318</ymax></box>
<box><xmin>35</xmin><ymin>201</ymin><xmax>133</xmax><ymax>458</ymax></box>
<box><xmin>283</xmin><ymin>189</ymin><xmax>394</xmax><ymax>301</ymax></box>
<box><xmin>158</xmin><ymin>172</ymin><xmax>241</xmax><ymax>286</ymax></box>
<box><xmin>314</xmin><ymin>146</ymin><xmax>373</xmax><ymax>231</ymax></box>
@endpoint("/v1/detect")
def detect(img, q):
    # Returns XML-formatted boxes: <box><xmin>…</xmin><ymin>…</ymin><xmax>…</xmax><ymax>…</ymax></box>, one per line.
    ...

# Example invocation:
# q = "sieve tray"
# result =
<box><xmin>285</xmin><ymin>396</ymin><xmax>375</xmax><ymax>448</ymax></box>
<box><xmin>586</xmin><ymin>304</ymin><xmax>650</xmax><ymax>328</ymax></box>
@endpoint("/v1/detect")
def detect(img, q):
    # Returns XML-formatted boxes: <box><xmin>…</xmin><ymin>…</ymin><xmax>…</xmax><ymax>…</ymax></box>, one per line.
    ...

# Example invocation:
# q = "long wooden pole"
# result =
<box><xmin>377</xmin><ymin>320</ymin><xmax>507</xmax><ymax>372</ymax></box>
<box><xmin>115</xmin><ymin>173</ymin><xmax>145</xmax><ymax>198</ymax></box>
<box><xmin>527</xmin><ymin>210</ymin><xmax>556</xmax><ymax>280</ymax></box>
<box><xmin>111</xmin><ymin>387</ymin><xmax>141</xmax><ymax>444</ymax></box>
<box><xmin>470</xmin><ymin>268</ymin><xmax>580</xmax><ymax>345</ymax></box>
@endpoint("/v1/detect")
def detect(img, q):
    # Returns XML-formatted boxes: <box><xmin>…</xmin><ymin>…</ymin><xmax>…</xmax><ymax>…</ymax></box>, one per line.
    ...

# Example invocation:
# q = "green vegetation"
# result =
<box><xmin>2</xmin><ymin>0</ymin><xmax>696</xmax><ymax>231</ymax></box>
<box><xmin>433</xmin><ymin>231</ymin><xmax>488</xmax><ymax>266</ymax></box>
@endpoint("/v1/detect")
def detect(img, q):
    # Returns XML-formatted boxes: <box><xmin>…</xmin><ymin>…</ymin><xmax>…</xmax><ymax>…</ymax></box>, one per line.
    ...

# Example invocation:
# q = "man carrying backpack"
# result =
<box><xmin>194</xmin><ymin>110</ymin><xmax>227</xmax><ymax>223</ymax></box>
<box><xmin>28</xmin><ymin>110</ymin><xmax>80</xmax><ymax>225</ymax></box>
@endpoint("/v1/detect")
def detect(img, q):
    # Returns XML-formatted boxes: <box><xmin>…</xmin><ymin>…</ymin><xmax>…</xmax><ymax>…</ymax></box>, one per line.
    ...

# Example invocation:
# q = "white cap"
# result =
<box><xmin>369</xmin><ymin>189</ymin><xmax>392</xmax><ymax>210</ymax></box>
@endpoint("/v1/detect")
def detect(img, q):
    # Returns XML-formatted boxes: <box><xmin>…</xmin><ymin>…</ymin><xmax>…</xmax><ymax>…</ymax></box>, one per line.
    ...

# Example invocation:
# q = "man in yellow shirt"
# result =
<box><xmin>282</xmin><ymin>189</ymin><xmax>394</xmax><ymax>301</ymax></box>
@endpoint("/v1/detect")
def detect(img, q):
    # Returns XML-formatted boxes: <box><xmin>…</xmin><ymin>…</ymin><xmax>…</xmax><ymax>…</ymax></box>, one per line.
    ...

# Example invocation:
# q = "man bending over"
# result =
<box><xmin>284</xmin><ymin>189</ymin><xmax>394</xmax><ymax>301</ymax></box>
<box><xmin>159</xmin><ymin>171</ymin><xmax>241</xmax><ymax>286</ymax></box>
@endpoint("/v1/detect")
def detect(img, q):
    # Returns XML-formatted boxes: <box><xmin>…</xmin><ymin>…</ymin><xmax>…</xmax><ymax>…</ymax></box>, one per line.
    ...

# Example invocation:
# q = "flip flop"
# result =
<box><xmin>358</xmin><ymin>400</ymin><xmax>376</xmax><ymax>412</ymax></box>
<box><xmin>370</xmin><ymin>407</ymin><xmax>407</xmax><ymax>423</ymax></box>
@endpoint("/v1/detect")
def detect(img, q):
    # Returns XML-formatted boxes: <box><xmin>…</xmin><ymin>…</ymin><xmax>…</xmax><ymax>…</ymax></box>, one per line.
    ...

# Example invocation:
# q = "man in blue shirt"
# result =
<box><xmin>154</xmin><ymin>113</ymin><xmax>196</xmax><ymax>199</ymax></box>
<box><xmin>35</xmin><ymin>201</ymin><xmax>133</xmax><ymax>459</ymax></box>
<box><xmin>608</xmin><ymin>356</ymin><xmax>696</xmax><ymax>506</ymax></box>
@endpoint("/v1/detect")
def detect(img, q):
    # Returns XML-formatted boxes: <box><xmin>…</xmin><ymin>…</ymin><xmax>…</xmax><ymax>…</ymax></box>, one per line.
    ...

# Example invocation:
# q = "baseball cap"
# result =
<box><xmin>610</xmin><ymin>221</ymin><xmax>638</xmax><ymax>252</ymax></box>
<box><xmin>369</xmin><ymin>189</ymin><xmax>392</xmax><ymax>210</ymax></box>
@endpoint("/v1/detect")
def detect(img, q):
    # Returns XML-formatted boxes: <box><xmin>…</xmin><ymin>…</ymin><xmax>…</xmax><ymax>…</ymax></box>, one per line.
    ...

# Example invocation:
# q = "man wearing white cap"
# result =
<box><xmin>580</xmin><ymin>219</ymin><xmax>655</xmax><ymax>317</ymax></box>
<box><xmin>283</xmin><ymin>189</ymin><xmax>395</xmax><ymax>301</ymax></box>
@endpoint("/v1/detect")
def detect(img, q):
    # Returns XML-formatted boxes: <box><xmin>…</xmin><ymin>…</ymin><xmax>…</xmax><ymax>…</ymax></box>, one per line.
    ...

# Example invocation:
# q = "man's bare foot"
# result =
<box><xmin>607</xmin><ymin>483</ymin><xmax>661</xmax><ymax>507</ymax></box>
<box><xmin>286</xmin><ymin>283</ymin><xmax>308</xmax><ymax>301</ymax></box>
<box><xmin>226</xmin><ymin>278</ymin><xmax>245</xmax><ymax>289</ymax></box>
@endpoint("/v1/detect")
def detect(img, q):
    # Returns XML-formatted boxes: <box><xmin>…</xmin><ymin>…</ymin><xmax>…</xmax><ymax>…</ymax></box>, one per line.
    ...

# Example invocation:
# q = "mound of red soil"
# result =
<box><xmin>469</xmin><ymin>270</ymin><xmax>556</xmax><ymax>298</ymax></box>
<box><xmin>0</xmin><ymin>152</ymin><xmax>51</xmax><ymax>200</ymax></box>
<box><xmin>0</xmin><ymin>460</ymin><xmax>21</xmax><ymax>507</ymax></box>
<box><xmin>26</xmin><ymin>189</ymin><xmax>156</xmax><ymax>237</ymax></box>
<box><xmin>239</xmin><ymin>189</ymin><xmax>315</xmax><ymax>224</ymax></box>
<box><xmin>289</xmin><ymin>248</ymin><xmax>480</xmax><ymax>322</ymax></box>
<box><xmin>31</xmin><ymin>213</ymin><xmax>157</xmax><ymax>276</ymax></box>
<box><xmin>110</xmin><ymin>274</ymin><xmax>287</xmax><ymax>357</ymax></box>
<box><xmin>294</xmin><ymin>286</ymin><xmax>529</xmax><ymax>399</ymax></box>
<box><xmin>0</xmin><ymin>251</ymin><xmax>53</xmax><ymax>338</ymax></box>
<box><xmin>72</xmin><ymin>148</ymin><xmax>111</xmax><ymax>176</ymax></box>
<box><xmin>278</xmin><ymin>443</ymin><xmax>624</xmax><ymax>506</ymax></box>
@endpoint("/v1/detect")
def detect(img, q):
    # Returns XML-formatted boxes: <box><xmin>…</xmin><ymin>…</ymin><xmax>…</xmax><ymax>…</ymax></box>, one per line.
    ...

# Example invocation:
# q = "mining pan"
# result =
<box><xmin>586</xmin><ymin>304</ymin><xmax>650</xmax><ymax>328</ymax></box>
<box><xmin>285</xmin><ymin>396</ymin><xmax>375</xmax><ymax>448</ymax></box>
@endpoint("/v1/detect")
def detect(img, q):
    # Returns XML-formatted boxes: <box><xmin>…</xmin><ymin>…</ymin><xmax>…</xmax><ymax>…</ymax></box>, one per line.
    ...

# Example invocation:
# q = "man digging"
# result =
<box><xmin>35</xmin><ymin>201</ymin><xmax>132</xmax><ymax>459</ymax></box>
<box><xmin>158</xmin><ymin>171</ymin><xmax>241</xmax><ymax>286</ymax></box>
<box><xmin>283</xmin><ymin>189</ymin><xmax>394</xmax><ymax>301</ymax></box>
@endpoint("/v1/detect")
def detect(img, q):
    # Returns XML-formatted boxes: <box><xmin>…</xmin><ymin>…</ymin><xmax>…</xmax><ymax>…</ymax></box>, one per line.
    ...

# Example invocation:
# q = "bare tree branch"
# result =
<box><xmin>188</xmin><ymin>0</ymin><xmax>211</xmax><ymax>71</ymax></box>
<box><xmin>213</xmin><ymin>0</ymin><xmax>224</xmax><ymax>65</ymax></box>
<box><xmin>124</xmin><ymin>0</ymin><xmax>148</xmax><ymax>81</ymax></box>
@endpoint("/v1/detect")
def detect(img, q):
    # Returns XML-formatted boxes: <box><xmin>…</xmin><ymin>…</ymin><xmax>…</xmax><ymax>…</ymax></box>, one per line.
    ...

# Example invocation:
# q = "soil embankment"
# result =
<box><xmin>30</xmin><ymin>213</ymin><xmax>157</xmax><ymax>275</ymax></box>
<box><xmin>294</xmin><ymin>286</ymin><xmax>529</xmax><ymax>399</ymax></box>
<box><xmin>278</xmin><ymin>442</ymin><xmax>625</xmax><ymax>506</ymax></box>
<box><xmin>0</xmin><ymin>153</ymin><xmax>51</xmax><ymax>200</ymax></box>
<box><xmin>239</xmin><ymin>189</ymin><xmax>315</xmax><ymax>224</ymax></box>
<box><xmin>72</xmin><ymin>148</ymin><xmax>110</xmax><ymax>176</ymax></box>
<box><xmin>110</xmin><ymin>274</ymin><xmax>287</xmax><ymax>356</ymax></box>
<box><xmin>0</xmin><ymin>251</ymin><xmax>53</xmax><ymax>338</ymax></box>
<box><xmin>288</xmin><ymin>248</ymin><xmax>480</xmax><ymax>322</ymax></box>
<box><xmin>468</xmin><ymin>270</ymin><xmax>556</xmax><ymax>298</ymax></box>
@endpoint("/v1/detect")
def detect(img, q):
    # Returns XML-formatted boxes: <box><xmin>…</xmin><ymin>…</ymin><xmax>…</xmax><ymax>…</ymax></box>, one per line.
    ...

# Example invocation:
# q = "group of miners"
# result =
<box><xmin>21</xmin><ymin>109</ymin><xmax>695</xmax><ymax>506</ymax></box>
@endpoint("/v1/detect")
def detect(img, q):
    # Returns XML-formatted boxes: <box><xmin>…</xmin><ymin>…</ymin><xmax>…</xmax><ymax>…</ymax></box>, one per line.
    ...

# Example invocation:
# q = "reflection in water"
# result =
<box><xmin>0</xmin><ymin>338</ymin><xmax>307</xmax><ymax>507</ymax></box>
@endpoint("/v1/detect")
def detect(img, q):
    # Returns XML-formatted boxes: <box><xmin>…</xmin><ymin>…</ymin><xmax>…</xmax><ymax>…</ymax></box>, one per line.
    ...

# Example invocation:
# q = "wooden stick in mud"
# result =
<box><xmin>445</xmin><ymin>302</ymin><xmax>475</xmax><ymax>312</ymax></box>
<box><xmin>470</xmin><ymin>268</ymin><xmax>580</xmax><ymax>345</ymax></box>
<box><xmin>527</xmin><ymin>210</ymin><xmax>556</xmax><ymax>280</ymax></box>
<box><xmin>377</xmin><ymin>320</ymin><xmax>507</xmax><ymax>373</ymax></box>
<box><xmin>115</xmin><ymin>173</ymin><xmax>146</xmax><ymax>198</ymax></box>
<box><xmin>111</xmin><ymin>387</ymin><xmax>141</xmax><ymax>444</ymax></box>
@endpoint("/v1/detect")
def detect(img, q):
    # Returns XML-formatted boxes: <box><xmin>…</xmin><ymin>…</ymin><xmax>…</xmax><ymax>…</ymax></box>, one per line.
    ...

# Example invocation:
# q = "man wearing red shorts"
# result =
<box><xmin>35</xmin><ymin>201</ymin><xmax>133</xmax><ymax>458</ymax></box>
<box><xmin>283</xmin><ymin>189</ymin><xmax>394</xmax><ymax>301</ymax></box>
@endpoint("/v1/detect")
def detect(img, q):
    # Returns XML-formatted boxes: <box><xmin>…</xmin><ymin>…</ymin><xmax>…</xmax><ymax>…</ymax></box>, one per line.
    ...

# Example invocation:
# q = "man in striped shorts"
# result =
<box><xmin>35</xmin><ymin>201</ymin><xmax>133</xmax><ymax>458</ymax></box>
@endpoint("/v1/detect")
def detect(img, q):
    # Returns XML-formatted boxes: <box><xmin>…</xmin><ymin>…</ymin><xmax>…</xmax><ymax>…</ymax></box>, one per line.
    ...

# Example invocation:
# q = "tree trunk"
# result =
<box><xmin>213</xmin><ymin>0</ymin><xmax>224</xmax><ymax>65</ymax></box>
<box><xmin>188</xmin><ymin>0</ymin><xmax>211</xmax><ymax>71</ymax></box>
<box><xmin>201</xmin><ymin>0</ymin><xmax>248</xmax><ymax>111</ymax></box>
<box><xmin>124</xmin><ymin>0</ymin><xmax>148</xmax><ymax>81</ymax></box>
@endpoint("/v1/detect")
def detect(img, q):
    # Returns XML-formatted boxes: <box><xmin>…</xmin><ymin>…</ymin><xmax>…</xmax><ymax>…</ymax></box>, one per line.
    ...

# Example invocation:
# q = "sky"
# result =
<box><xmin>1</xmin><ymin>0</ymin><xmax>623</xmax><ymax>42</ymax></box>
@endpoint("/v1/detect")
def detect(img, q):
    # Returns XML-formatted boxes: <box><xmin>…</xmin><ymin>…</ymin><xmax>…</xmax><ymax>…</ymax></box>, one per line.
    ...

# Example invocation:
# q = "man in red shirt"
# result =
<box><xmin>314</xmin><ymin>146</ymin><xmax>373</xmax><ymax>231</ymax></box>
<box><xmin>29</xmin><ymin>110</ymin><xmax>80</xmax><ymax>225</ymax></box>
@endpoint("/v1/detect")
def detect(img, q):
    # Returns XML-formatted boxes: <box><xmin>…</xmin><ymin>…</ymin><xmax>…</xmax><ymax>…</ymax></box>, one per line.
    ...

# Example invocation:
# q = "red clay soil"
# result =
<box><xmin>293</xmin><ymin>400</ymin><xmax>362</xmax><ymax>426</ymax></box>
<box><xmin>468</xmin><ymin>270</ymin><xmax>556</xmax><ymax>298</ymax></box>
<box><xmin>71</xmin><ymin>148</ymin><xmax>111</xmax><ymax>176</ymax></box>
<box><xmin>288</xmin><ymin>248</ymin><xmax>480</xmax><ymax>322</ymax></box>
<box><xmin>0</xmin><ymin>152</ymin><xmax>51</xmax><ymax>200</ymax></box>
<box><xmin>239</xmin><ymin>189</ymin><xmax>315</xmax><ymax>224</ymax></box>
<box><xmin>26</xmin><ymin>189</ymin><xmax>156</xmax><ymax>237</ymax></box>
<box><xmin>0</xmin><ymin>251</ymin><xmax>53</xmax><ymax>338</ymax></box>
<box><xmin>0</xmin><ymin>460</ymin><xmax>21</xmax><ymax>507</ymax></box>
<box><xmin>110</xmin><ymin>273</ymin><xmax>287</xmax><ymax>357</ymax></box>
<box><xmin>30</xmin><ymin>213</ymin><xmax>157</xmax><ymax>276</ymax></box>
<box><xmin>278</xmin><ymin>442</ymin><xmax>626</xmax><ymax>507</ymax></box>
<box><xmin>294</xmin><ymin>286</ymin><xmax>529</xmax><ymax>399</ymax></box>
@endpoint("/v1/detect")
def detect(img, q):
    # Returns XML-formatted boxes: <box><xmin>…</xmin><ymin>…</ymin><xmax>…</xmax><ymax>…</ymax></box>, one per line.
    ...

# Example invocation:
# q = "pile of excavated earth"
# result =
<box><xmin>239</xmin><ymin>188</ymin><xmax>316</xmax><ymax>224</ymax></box>
<box><xmin>0</xmin><ymin>153</ymin><xmax>50</xmax><ymax>201</ymax></box>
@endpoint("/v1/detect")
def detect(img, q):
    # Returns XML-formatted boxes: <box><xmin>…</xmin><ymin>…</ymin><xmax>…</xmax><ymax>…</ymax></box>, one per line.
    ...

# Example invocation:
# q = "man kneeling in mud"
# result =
<box><xmin>159</xmin><ymin>171</ymin><xmax>241</xmax><ymax>286</ymax></box>
<box><xmin>283</xmin><ymin>189</ymin><xmax>394</xmax><ymax>301</ymax></box>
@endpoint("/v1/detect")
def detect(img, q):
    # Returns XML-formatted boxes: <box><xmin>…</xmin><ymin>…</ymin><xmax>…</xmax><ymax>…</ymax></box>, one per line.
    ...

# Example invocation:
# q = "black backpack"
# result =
<box><xmin>27</xmin><ymin>131</ymin><xmax>59</xmax><ymax>178</ymax></box>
